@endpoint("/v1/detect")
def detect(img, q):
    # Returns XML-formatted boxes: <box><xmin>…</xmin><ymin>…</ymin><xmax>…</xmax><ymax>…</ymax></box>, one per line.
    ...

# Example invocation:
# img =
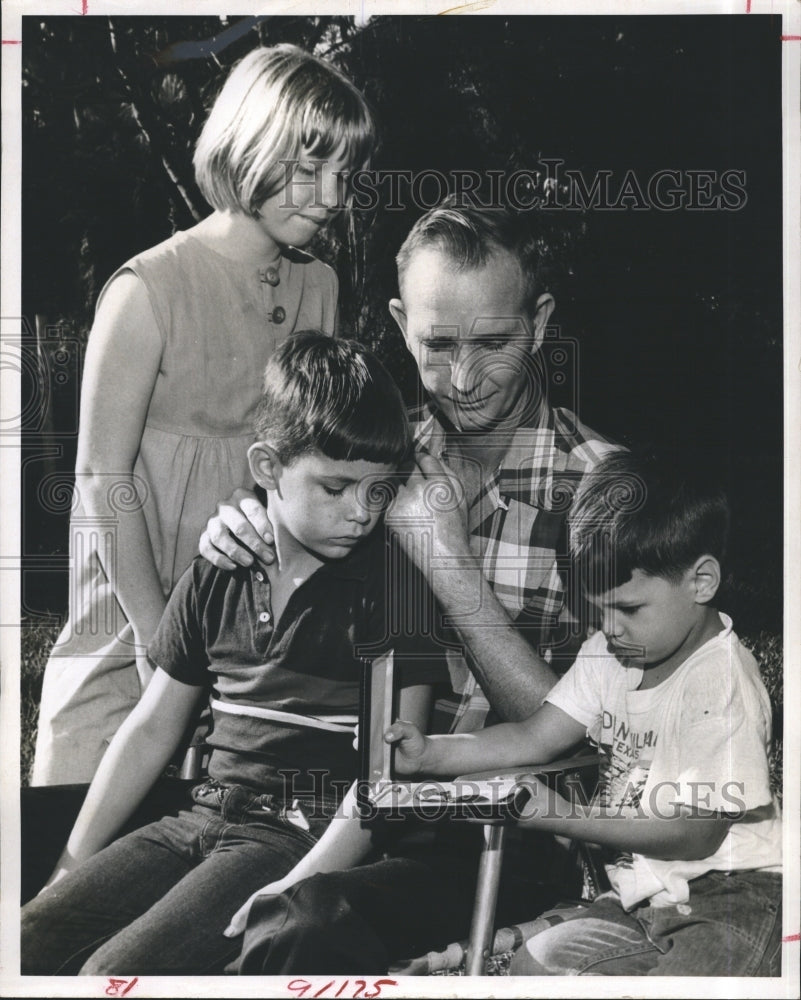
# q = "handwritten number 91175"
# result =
<box><xmin>287</xmin><ymin>978</ymin><xmax>398</xmax><ymax>998</ymax></box>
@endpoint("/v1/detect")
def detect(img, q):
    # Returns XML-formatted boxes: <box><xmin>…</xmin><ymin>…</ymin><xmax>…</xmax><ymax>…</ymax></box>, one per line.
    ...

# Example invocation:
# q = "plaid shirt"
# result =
<box><xmin>410</xmin><ymin>400</ymin><xmax>619</xmax><ymax>735</ymax></box>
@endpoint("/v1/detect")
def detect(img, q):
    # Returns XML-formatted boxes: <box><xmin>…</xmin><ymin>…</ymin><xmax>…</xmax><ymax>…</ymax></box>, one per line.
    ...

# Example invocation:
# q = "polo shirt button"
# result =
<box><xmin>255</xmin><ymin>571</ymin><xmax>264</xmax><ymax>582</ymax></box>
<box><xmin>271</xmin><ymin>306</ymin><xmax>286</xmax><ymax>325</ymax></box>
<box><xmin>259</xmin><ymin>611</ymin><xmax>271</xmax><ymax>623</ymax></box>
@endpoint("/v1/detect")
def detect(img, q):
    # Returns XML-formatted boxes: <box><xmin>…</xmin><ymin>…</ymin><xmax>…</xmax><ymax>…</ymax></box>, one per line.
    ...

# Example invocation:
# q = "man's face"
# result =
<box><xmin>390</xmin><ymin>248</ymin><xmax>552</xmax><ymax>432</ymax></box>
<box><xmin>588</xmin><ymin>568</ymin><xmax>701</xmax><ymax>668</ymax></box>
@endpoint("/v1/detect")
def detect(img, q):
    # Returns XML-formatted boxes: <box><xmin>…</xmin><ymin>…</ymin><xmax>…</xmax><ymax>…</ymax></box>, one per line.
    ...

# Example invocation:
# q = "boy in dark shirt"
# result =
<box><xmin>22</xmin><ymin>332</ymin><xmax>443</xmax><ymax>975</ymax></box>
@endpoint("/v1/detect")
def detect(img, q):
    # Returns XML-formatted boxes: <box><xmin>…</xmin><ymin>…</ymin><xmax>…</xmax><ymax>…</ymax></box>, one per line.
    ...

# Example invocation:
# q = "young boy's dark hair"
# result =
<box><xmin>254</xmin><ymin>330</ymin><xmax>411</xmax><ymax>466</ymax></box>
<box><xmin>568</xmin><ymin>449</ymin><xmax>730</xmax><ymax>596</ymax></box>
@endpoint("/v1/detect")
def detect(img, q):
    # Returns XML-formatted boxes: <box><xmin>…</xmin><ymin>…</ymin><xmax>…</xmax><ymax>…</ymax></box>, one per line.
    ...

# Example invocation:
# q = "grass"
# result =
<box><xmin>741</xmin><ymin>631</ymin><xmax>783</xmax><ymax>802</ymax></box>
<box><xmin>20</xmin><ymin>617</ymin><xmax>63</xmax><ymax>787</ymax></box>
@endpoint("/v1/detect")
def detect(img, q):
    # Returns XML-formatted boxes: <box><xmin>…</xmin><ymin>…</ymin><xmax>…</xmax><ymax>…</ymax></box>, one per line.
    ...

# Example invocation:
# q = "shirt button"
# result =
<box><xmin>271</xmin><ymin>306</ymin><xmax>286</xmax><ymax>325</ymax></box>
<box><xmin>259</xmin><ymin>611</ymin><xmax>271</xmax><ymax>623</ymax></box>
<box><xmin>255</xmin><ymin>571</ymin><xmax>264</xmax><ymax>582</ymax></box>
<box><xmin>259</xmin><ymin>266</ymin><xmax>280</xmax><ymax>286</ymax></box>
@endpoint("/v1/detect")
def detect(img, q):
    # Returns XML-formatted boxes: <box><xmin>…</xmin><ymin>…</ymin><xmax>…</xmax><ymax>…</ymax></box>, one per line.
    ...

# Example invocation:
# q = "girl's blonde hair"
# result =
<box><xmin>194</xmin><ymin>44</ymin><xmax>376</xmax><ymax>216</ymax></box>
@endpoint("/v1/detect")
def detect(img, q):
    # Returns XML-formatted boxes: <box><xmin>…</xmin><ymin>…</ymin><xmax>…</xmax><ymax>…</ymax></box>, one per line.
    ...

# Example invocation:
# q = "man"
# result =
<box><xmin>200</xmin><ymin>201</ymin><xmax>619</xmax><ymax>972</ymax></box>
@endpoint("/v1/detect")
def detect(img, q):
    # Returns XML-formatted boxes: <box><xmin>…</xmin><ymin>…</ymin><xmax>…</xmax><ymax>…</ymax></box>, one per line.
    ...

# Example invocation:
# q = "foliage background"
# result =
<box><xmin>19</xmin><ymin>15</ymin><xmax>783</xmax><ymax>778</ymax></box>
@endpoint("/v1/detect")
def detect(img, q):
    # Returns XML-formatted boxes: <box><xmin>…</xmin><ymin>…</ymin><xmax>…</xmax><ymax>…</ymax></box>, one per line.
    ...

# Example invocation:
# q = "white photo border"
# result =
<box><xmin>2</xmin><ymin>2</ymin><xmax>798</xmax><ymax>998</ymax></box>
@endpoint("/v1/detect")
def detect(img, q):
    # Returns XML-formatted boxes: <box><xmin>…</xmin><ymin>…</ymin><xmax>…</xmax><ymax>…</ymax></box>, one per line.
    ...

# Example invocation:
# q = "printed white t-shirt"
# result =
<box><xmin>545</xmin><ymin>613</ymin><xmax>782</xmax><ymax>909</ymax></box>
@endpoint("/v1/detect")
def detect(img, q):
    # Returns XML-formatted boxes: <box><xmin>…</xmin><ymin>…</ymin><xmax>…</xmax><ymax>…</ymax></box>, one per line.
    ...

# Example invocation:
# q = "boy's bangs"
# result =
<box><xmin>575</xmin><ymin>532</ymin><xmax>635</xmax><ymax>597</ymax></box>
<box><xmin>575</xmin><ymin>515</ymin><xmax>719</xmax><ymax>596</ymax></box>
<box><xmin>315</xmin><ymin>405</ymin><xmax>411</xmax><ymax>467</ymax></box>
<box><xmin>258</xmin><ymin>332</ymin><xmax>409</xmax><ymax>472</ymax></box>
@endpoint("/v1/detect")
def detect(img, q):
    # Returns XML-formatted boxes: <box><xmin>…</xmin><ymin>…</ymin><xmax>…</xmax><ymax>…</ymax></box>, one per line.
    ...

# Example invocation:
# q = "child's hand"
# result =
<box><xmin>384</xmin><ymin>719</ymin><xmax>430</xmax><ymax>776</ymax></box>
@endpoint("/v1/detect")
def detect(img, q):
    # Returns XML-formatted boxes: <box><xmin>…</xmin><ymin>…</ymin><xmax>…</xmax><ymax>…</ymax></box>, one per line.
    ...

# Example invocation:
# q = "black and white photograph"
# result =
<box><xmin>1</xmin><ymin>2</ymin><xmax>799</xmax><ymax>997</ymax></box>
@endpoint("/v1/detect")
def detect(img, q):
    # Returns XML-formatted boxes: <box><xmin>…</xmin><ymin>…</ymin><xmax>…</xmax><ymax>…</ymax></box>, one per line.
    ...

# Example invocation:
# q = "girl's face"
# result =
<box><xmin>254</xmin><ymin>144</ymin><xmax>351</xmax><ymax>250</ymax></box>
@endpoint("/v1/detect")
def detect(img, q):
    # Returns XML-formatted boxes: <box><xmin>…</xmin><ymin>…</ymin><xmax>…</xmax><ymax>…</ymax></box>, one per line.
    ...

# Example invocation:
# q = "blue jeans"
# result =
<box><xmin>509</xmin><ymin>870</ymin><xmax>783</xmax><ymax>977</ymax></box>
<box><xmin>21</xmin><ymin>780</ymin><xmax>335</xmax><ymax>975</ymax></box>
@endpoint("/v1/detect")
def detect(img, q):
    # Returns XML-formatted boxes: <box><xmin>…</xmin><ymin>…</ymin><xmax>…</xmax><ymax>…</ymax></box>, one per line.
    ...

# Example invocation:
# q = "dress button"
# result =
<box><xmin>271</xmin><ymin>306</ymin><xmax>286</xmax><ymax>325</ymax></box>
<box><xmin>259</xmin><ymin>611</ymin><xmax>271</xmax><ymax>623</ymax></box>
<box><xmin>259</xmin><ymin>266</ymin><xmax>280</xmax><ymax>286</ymax></box>
<box><xmin>255</xmin><ymin>571</ymin><xmax>264</xmax><ymax>582</ymax></box>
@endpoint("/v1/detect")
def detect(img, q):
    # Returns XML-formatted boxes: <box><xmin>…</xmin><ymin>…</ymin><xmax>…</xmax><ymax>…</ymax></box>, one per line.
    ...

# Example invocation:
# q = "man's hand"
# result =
<box><xmin>386</xmin><ymin>450</ymin><xmax>470</xmax><ymax>572</ymax></box>
<box><xmin>224</xmin><ymin>876</ymin><xmax>292</xmax><ymax>938</ymax></box>
<box><xmin>198</xmin><ymin>488</ymin><xmax>275</xmax><ymax>569</ymax></box>
<box><xmin>384</xmin><ymin>719</ymin><xmax>431</xmax><ymax>776</ymax></box>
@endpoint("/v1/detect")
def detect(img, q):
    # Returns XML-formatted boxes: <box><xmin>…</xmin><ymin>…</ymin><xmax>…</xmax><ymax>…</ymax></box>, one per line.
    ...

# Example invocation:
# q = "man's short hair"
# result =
<box><xmin>194</xmin><ymin>44</ymin><xmax>376</xmax><ymax>216</ymax></box>
<box><xmin>395</xmin><ymin>199</ymin><xmax>553</xmax><ymax>313</ymax></box>
<box><xmin>568</xmin><ymin>449</ymin><xmax>730</xmax><ymax>594</ymax></box>
<box><xmin>255</xmin><ymin>331</ymin><xmax>411</xmax><ymax>467</ymax></box>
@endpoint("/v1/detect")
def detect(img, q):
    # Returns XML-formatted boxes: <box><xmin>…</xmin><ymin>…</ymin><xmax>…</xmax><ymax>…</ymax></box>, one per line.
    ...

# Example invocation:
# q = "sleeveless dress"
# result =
<box><xmin>32</xmin><ymin>231</ymin><xmax>338</xmax><ymax>784</ymax></box>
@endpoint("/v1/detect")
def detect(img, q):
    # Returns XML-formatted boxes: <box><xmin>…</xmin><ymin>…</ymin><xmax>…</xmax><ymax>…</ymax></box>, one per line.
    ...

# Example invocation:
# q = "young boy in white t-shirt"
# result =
<box><xmin>387</xmin><ymin>450</ymin><xmax>782</xmax><ymax>976</ymax></box>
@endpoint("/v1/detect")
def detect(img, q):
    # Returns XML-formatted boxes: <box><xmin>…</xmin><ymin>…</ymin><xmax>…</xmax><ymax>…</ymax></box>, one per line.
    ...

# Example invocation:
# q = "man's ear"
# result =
<box><xmin>689</xmin><ymin>555</ymin><xmax>721</xmax><ymax>604</ymax></box>
<box><xmin>248</xmin><ymin>442</ymin><xmax>282</xmax><ymax>492</ymax></box>
<box><xmin>530</xmin><ymin>292</ymin><xmax>556</xmax><ymax>351</ymax></box>
<box><xmin>388</xmin><ymin>298</ymin><xmax>409</xmax><ymax>343</ymax></box>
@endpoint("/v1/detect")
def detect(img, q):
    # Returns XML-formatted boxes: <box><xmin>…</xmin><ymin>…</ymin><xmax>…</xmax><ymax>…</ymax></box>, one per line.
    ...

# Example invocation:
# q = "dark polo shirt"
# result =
<box><xmin>148</xmin><ymin>530</ymin><xmax>448</xmax><ymax>800</ymax></box>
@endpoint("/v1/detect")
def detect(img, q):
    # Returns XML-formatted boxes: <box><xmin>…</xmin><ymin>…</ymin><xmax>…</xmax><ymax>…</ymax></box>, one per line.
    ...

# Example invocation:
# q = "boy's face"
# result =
<box><xmin>263</xmin><ymin>450</ymin><xmax>396</xmax><ymax>560</ymax></box>
<box><xmin>389</xmin><ymin>247</ymin><xmax>554</xmax><ymax>432</ymax></box>
<box><xmin>588</xmin><ymin>568</ymin><xmax>704</xmax><ymax>668</ymax></box>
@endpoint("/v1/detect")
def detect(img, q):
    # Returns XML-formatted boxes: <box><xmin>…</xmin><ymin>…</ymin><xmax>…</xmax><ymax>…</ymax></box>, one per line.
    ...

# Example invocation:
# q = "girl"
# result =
<box><xmin>32</xmin><ymin>44</ymin><xmax>376</xmax><ymax>785</ymax></box>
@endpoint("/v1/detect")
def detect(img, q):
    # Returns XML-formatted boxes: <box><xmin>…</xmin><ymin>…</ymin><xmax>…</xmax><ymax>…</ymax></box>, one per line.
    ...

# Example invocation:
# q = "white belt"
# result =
<box><xmin>210</xmin><ymin>698</ymin><xmax>357</xmax><ymax>734</ymax></box>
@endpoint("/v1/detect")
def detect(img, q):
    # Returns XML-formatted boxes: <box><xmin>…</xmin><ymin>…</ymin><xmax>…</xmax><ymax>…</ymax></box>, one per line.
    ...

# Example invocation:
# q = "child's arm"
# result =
<box><xmin>45</xmin><ymin>668</ymin><xmax>202</xmax><ymax>887</ymax></box>
<box><xmin>517</xmin><ymin>776</ymin><xmax>732</xmax><ymax>861</ymax></box>
<box><xmin>387</xmin><ymin>707</ymin><xmax>731</xmax><ymax>863</ymax></box>
<box><xmin>224</xmin><ymin>683</ymin><xmax>433</xmax><ymax>938</ymax></box>
<box><xmin>385</xmin><ymin>701</ymin><xmax>588</xmax><ymax>777</ymax></box>
<box><xmin>75</xmin><ymin>274</ymin><xmax>169</xmax><ymax>683</ymax></box>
